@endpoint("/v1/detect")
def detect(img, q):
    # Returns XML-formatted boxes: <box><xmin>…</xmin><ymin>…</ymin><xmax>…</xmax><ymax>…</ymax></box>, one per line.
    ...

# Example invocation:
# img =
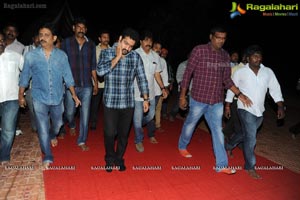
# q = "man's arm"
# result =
<box><xmin>91</xmin><ymin>70</ymin><xmax>98</xmax><ymax>95</ymax></box>
<box><xmin>154</xmin><ymin>72</ymin><xmax>168</xmax><ymax>98</ymax></box>
<box><xmin>18</xmin><ymin>87</ymin><xmax>27</xmax><ymax>108</ymax></box>
<box><xmin>68</xmin><ymin>86</ymin><xmax>81</xmax><ymax>107</ymax></box>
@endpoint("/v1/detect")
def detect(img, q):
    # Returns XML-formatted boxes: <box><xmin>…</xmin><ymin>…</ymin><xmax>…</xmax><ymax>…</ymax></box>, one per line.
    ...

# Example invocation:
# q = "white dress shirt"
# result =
<box><xmin>225</xmin><ymin>63</ymin><xmax>284</xmax><ymax>117</ymax></box>
<box><xmin>134</xmin><ymin>48</ymin><xmax>162</xmax><ymax>101</ymax></box>
<box><xmin>0</xmin><ymin>49</ymin><xmax>24</xmax><ymax>102</ymax></box>
<box><xmin>154</xmin><ymin>56</ymin><xmax>168</xmax><ymax>96</ymax></box>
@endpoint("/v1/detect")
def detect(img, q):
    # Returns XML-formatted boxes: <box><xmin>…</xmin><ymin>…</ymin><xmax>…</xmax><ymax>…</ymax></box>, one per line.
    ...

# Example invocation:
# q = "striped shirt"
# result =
<box><xmin>97</xmin><ymin>44</ymin><xmax>149</xmax><ymax>109</ymax></box>
<box><xmin>181</xmin><ymin>42</ymin><xmax>234</xmax><ymax>104</ymax></box>
<box><xmin>61</xmin><ymin>36</ymin><xmax>96</xmax><ymax>87</ymax></box>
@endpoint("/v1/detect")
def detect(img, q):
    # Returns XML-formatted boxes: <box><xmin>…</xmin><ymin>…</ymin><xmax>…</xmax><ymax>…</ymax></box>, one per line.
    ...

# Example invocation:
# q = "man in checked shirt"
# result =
<box><xmin>97</xmin><ymin>28</ymin><xmax>149</xmax><ymax>172</ymax></box>
<box><xmin>177</xmin><ymin>25</ymin><xmax>252</xmax><ymax>175</ymax></box>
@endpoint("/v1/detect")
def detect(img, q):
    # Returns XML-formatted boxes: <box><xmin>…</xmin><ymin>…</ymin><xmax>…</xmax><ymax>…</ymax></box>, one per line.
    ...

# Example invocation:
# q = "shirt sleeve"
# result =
<box><xmin>135</xmin><ymin>55</ymin><xmax>149</xmax><ymax>96</ymax></box>
<box><xmin>19</xmin><ymin>53</ymin><xmax>31</xmax><ymax>88</ymax></box>
<box><xmin>62</xmin><ymin>53</ymin><xmax>75</xmax><ymax>88</ymax></box>
<box><xmin>225</xmin><ymin>70</ymin><xmax>238</xmax><ymax>103</ymax></box>
<box><xmin>268</xmin><ymin>68</ymin><xmax>284</xmax><ymax>103</ymax></box>
<box><xmin>97</xmin><ymin>50</ymin><xmax>112</xmax><ymax>76</ymax></box>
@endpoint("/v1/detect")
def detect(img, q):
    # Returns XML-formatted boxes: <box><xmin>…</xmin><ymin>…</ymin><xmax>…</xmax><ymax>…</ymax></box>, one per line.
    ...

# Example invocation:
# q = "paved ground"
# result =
<box><xmin>0</xmin><ymin>92</ymin><xmax>299</xmax><ymax>199</ymax></box>
<box><xmin>255</xmin><ymin>92</ymin><xmax>300</xmax><ymax>174</ymax></box>
<box><xmin>0</xmin><ymin>113</ymin><xmax>45</xmax><ymax>200</ymax></box>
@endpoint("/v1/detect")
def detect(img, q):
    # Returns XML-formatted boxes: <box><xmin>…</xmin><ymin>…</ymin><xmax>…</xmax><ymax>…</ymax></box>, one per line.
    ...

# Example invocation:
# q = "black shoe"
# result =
<box><xmin>105</xmin><ymin>163</ymin><xmax>114</xmax><ymax>173</ymax></box>
<box><xmin>227</xmin><ymin>149</ymin><xmax>233</xmax><ymax>158</ymax></box>
<box><xmin>118</xmin><ymin>164</ymin><xmax>126</xmax><ymax>172</ymax></box>
<box><xmin>90</xmin><ymin>123</ymin><xmax>96</xmax><ymax>130</ymax></box>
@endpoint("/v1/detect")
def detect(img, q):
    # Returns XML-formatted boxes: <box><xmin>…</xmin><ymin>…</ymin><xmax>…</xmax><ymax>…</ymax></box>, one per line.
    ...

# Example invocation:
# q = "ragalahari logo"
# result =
<box><xmin>230</xmin><ymin>2</ymin><xmax>246</xmax><ymax>19</ymax></box>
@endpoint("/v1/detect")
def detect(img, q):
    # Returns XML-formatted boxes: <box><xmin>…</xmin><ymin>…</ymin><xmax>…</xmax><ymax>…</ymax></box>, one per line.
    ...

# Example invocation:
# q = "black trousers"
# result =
<box><xmin>223</xmin><ymin>99</ymin><xmax>242</xmax><ymax>139</ymax></box>
<box><xmin>89</xmin><ymin>88</ymin><xmax>104</xmax><ymax>126</ymax></box>
<box><xmin>103</xmin><ymin>106</ymin><xmax>134</xmax><ymax>165</ymax></box>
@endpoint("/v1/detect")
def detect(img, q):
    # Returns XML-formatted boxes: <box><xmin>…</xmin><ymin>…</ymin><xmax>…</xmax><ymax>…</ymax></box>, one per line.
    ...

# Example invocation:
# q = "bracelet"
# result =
<box><xmin>236</xmin><ymin>92</ymin><xmax>242</xmax><ymax>98</ymax></box>
<box><xmin>161</xmin><ymin>86</ymin><xmax>166</xmax><ymax>90</ymax></box>
<box><xmin>143</xmin><ymin>98</ymin><xmax>150</xmax><ymax>102</ymax></box>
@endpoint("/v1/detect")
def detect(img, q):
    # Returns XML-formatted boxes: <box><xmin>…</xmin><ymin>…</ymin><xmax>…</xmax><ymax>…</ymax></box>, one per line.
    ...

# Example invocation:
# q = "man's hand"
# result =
<box><xmin>179</xmin><ymin>97</ymin><xmax>188</xmax><ymax>110</ymax></box>
<box><xmin>143</xmin><ymin>101</ymin><xmax>149</xmax><ymax>113</ymax></box>
<box><xmin>18</xmin><ymin>97</ymin><xmax>27</xmax><ymax>108</ymax></box>
<box><xmin>277</xmin><ymin>107</ymin><xmax>285</xmax><ymax>119</ymax></box>
<box><xmin>116</xmin><ymin>36</ymin><xmax>123</xmax><ymax>58</ymax></box>
<box><xmin>238</xmin><ymin>93</ymin><xmax>252</xmax><ymax>107</ymax></box>
<box><xmin>72</xmin><ymin>95</ymin><xmax>81</xmax><ymax>107</ymax></box>
<box><xmin>162</xmin><ymin>88</ymin><xmax>169</xmax><ymax>99</ymax></box>
<box><xmin>93</xmin><ymin>86</ymin><xmax>99</xmax><ymax>95</ymax></box>
<box><xmin>224</xmin><ymin>106</ymin><xmax>231</xmax><ymax>119</ymax></box>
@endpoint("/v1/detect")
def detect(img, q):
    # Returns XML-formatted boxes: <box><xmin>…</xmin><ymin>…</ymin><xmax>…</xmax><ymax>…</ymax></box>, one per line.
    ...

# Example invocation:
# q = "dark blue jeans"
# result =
<box><xmin>238</xmin><ymin>109</ymin><xmax>263</xmax><ymax>170</ymax></box>
<box><xmin>65</xmin><ymin>87</ymin><xmax>92</xmax><ymax>145</ymax></box>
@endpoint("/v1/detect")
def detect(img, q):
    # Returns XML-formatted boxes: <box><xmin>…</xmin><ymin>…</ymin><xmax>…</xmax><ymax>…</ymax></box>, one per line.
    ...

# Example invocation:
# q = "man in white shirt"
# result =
<box><xmin>90</xmin><ymin>30</ymin><xmax>110</xmax><ymax>130</ymax></box>
<box><xmin>3</xmin><ymin>23</ymin><xmax>25</xmax><ymax>136</ymax></box>
<box><xmin>3</xmin><ymin>23</ymin><xmax>25</xmax><ymax>55</ymax></box>
<box><xmin>133</xmin><ymin>31</ymin><xmax>168</xmax><ymax>152</ymax></box>
<box><xmin>0</xmin><ymin>32</ymin><xmax>24</xmax><ymax>165</ymax></box>
<box><xmin>152</xmin><ymin>42</ymin><xmax>169</xmax><ymax>132</ymax></box>
<box><xmin>225</xmin><ymin>45</ymin><xmax>285</xmax><ymax>179</ymax></box>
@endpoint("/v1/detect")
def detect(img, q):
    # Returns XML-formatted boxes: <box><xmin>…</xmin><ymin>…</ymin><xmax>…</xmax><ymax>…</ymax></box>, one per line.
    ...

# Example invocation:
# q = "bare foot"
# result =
<box><xmin>79</xmin><ymin>144</ymin><xmax>89</xmax><ymax>151</ymax></box>
<box><xmin>149</xmin><ymin>137</ymin><xmax>158</xmax><ymax>144</ymax></box>
<box><xmin>247</xmin><ymin>169</ymin><xmax>262</xmax><ymax>179</ymax></box>
<box><xmin>42</xmin><ymin>162</ymin><xmax>51</xmax><ymax>170</ymax></box>
<box><xmin>70</xmin><ymin>128</ymin><xmax>76</xmax><ymax>136</ymax></box>
<box><xmin>51</xmin><ymin>138</ymin><xmax>58</xmax><ymax>147</ymax></box>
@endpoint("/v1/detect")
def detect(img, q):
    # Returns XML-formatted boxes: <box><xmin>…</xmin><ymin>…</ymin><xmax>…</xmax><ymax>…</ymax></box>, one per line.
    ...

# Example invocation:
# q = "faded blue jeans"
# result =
<box><xmin>133</xmin><ymin>99</ymin><xmax>156</xmax><ymax>144</ymax></box>
<box><xmin>0</xmin><ymin>100</ymin><xmax>19</xmax><ymax>162</ymax></box>
<box><xmin>33</xmin><ymin>100</ymin><xmax>64</xmax><ymax>163</ymax></box>
<box><xmin>25</xmin><ymin>88</ymin><xmax>37</xmax><ymax>131</ymax></box>
<box><xmin>64</xmin><ymin>87</ymin><xmax>92</xmax><ymax>145</ymax></box>
<box><xmin>178</xmin><ymin>97</ymin><xmax>228</xmax><ymax>169</ymax></box>
<box><xmin>238</xmin><ymin>109</ymin><xmax>263</xmax><ymax>170</ymax></box>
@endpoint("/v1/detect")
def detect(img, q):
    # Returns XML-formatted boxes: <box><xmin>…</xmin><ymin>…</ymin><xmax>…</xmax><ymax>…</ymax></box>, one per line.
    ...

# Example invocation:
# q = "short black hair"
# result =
<box><xmin>39</xmin><ymin>23</ymin><xmax>57</xmax><ymax>36</ymax></box>
<box><xmin>3</xmin><ymin>22</ymin><xmax>19</xmax><ymax>33</ymax></box>
<box><xmin>210</xmin><ymin>25</ymin><xmax>227</xmax><ymax>35</ymax></box>
<box><xmin>246</xmin><ymin>45</ymin><xmax>263</xmax><ymax>57</ymax></box>
<box><xmin>73</xmin><ymin>17</ymin><xmax>87</xmax><ymax>26</ymax></box>
<box><xmin>98</xmin><ymin>29</ymin><xmax>110</xmax><ymax>37</ymax></box>
<box><xmin>140</xmin><ymin>30</ymin><xmax>153</xmax><ymax>41</ymax></box>
<box><xmin>121</xmin><ymin>28</ymin><xmax>139</xmax><ymax>43</ymax></box>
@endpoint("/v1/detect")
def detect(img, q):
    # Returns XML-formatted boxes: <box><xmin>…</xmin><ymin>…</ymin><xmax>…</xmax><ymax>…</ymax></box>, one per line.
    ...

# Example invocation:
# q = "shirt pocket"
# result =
<box><xmin>7</xmin><ymin>61</ymin><xmax>18</xmax><ymax>73</ymax></box>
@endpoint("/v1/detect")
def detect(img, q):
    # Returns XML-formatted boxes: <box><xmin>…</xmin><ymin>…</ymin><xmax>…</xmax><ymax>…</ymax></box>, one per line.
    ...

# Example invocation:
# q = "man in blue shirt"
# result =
<box><xmin>19</xmin><ymin>23</ymin><xmax>80</xmax><ymax>169</ymax></box>
<box><xmin>97</xmin><ymin>28</ymin><xmax>149</xmax><ymax>172</ymax></box>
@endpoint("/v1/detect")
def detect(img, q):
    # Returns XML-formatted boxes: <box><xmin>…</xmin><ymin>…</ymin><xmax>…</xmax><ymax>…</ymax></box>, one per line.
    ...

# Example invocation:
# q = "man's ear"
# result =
<box><xmin>53</xmin><ymin>35</ymin><xmax>57</xmax><ymax>44</ymax></box>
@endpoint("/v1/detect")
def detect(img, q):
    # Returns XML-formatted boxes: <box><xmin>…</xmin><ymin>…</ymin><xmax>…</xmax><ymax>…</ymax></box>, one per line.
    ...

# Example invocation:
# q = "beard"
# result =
<box><xmin>122</xmin><ymin>49</ymin><xmax>129</xmax><ymax>55</ymax></box>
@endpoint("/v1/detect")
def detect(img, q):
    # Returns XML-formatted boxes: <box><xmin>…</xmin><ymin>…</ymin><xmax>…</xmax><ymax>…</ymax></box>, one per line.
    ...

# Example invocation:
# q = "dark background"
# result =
<box><xmin>1</xmin><ymin>0</ymin><xmax>299</xmax><ymax>94</ymax></box>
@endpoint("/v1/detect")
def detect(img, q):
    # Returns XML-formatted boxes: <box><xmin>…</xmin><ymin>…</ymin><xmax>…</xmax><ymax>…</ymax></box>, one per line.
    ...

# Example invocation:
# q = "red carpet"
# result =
<box><xmin>43</xmin><ymin>117</ymin><xmax>300</xmax><ymax>200</ymax></box>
